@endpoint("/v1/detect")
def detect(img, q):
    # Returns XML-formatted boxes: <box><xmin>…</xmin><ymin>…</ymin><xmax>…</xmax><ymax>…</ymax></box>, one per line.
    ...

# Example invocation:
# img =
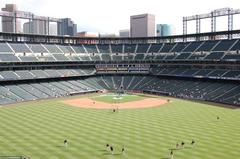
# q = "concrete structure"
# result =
<box><xmin>1</xmin><ymin>4</ymin><xmax>21</xmax><ymax>33</ymax></box>
<box><xmin>119</xmin><ymin>29</ymin><xmax>130</xmax><ymax>37</ymax></box>
<box><xmin>130</xmin><ymin>14</ymin><xmax>155</xmax><ymax>37</ymax></box>
<box><xmin>49</xmin><ymin>23</ymin><xmax>57</xmax><ymax>35</ymax></box>
<box><xmin>99</xmin><ymin>33</ymin><xmax>118</xmax><ymax>38</ymax></box>
<box><xmin>58</xmin><ymin>18</ymin><xmax>77</xmax><ymax>36</ymax></box>
<box><xmin>77</xmin><ymin>32</ymin><xmax>98</xmax><ymax>37</ymax></box>
<box><xmin>23</xmin><ymin>20</ymin><xmax>46</xmax><ymax>35</ymax></box>
<box><xmin>156</xmin><ymin>24</ymin><xmax>176</xmax><ymax>36</ymax></box>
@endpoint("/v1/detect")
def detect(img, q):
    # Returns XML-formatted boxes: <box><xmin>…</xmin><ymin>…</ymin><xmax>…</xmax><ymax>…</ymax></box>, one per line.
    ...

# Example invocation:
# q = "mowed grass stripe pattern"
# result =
<box><xmin>0</xmin><ymin>96</ymin><xmax>239</xmax><ymax>159</ymax></box>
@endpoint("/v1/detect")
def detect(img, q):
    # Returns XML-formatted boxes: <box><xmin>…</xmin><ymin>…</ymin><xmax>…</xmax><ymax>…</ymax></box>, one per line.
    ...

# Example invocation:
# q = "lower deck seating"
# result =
<box><xmin>0</xmin><ymin>75</ymin><xmax>239</xmax><ymax>106</ymax></box>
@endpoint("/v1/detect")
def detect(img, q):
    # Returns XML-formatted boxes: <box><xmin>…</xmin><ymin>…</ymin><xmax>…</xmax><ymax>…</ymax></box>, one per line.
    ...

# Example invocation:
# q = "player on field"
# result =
<box><xmin>110</xmin><ymin>146</ymin><xmax>114</xmax><ymax>154</ymax></box>
<box><xmin>64</xmin><ymin>139</ymin><xmax>68</xmax><ymax>147</ymax></box>
<box><xmin>191</xmin><ymin>140</ymin><xmax>195</xmax><ymax>146</ymax></box>
<box><xmin>170</xmin><ymin>150</ymin><xmax>174</xmax><ymax>159</ymax></box>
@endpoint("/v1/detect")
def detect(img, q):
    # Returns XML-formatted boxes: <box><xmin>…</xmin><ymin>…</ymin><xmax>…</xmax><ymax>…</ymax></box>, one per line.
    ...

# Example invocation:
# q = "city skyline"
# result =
<box><xmin>0</xmin><ymin>0</ymin><xmax>240</xmax><ymax>35</ymax></box>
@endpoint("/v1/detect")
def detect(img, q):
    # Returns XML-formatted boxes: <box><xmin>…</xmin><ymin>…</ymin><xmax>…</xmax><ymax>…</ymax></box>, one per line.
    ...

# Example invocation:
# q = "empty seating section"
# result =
<box><xmin>111</xmin><ymin>44</ymin><xmax>123</xmax><ymax>53</ymax></box>
<box><xmin>164</xmin><ymin>54</ymin><xmax>176</xmax><ymax>60</ymax></box>
<box><xmin>0</xmin><ymin>54</ymin><xmax>20</xmax><ymax>62</ymax></box>
<box><xmin>188</xmin><ymin>52</ymin><xmax>207</xmax><ymax>60</ymax></box>
<box><xmin>27</xmin><ymin>43</ymin><xmax>47</xmax><ymax>53</ymax></box>
<box><xmin>18</xmin><ymin>56</ymin><xmax>39</xmax><ymax>62</ymax></box>
<box><xmin>155</xmin><ymin>54</ymin><xmax>166</xmax><ymax>60</ymax></box>
<box><xmin>5</xmin><ymin>85</ymin><xmax>37</xmax><ymax>100</ymax></box>
<box><xmin>67</xmin><ymin>56</ymin><xmax>81</xmax><ymax>61</ymax></box>
<box><xmin>58</xmin><ymin>45</ymin><xmax>74</xmax><ymax>53</ymax></box>
<box><xmin>84</xmin><ymin>44</ymin><xmax>98</xmax><ymax>53</ymax></box>
<box><xmin>101</xmin><ymin>54</ymin><xmax>112</xmax><ymax>61</ymax></box>
<box><xmin>80</xmin><ymin>55</ymin><xmax>91</xmax><ymax>61</ymax></box>
<box><xmin>0</xmin><ymin>75</ymin><xmax>239</xmax><ymax>106</ymax></box>
<box><xmin>144</xmin><ymin>55</ymin><xmax>154</xmax><ymax>61</ymax></box>
<box><xmin>204</xmin><ymin>52</ymin><xmax>225</xmax><ymax>60</ymax></box>
<box><xmin>0</xmin><ymin>43</ymin><xmax>12</xmax><ymax>52</ymax></box>
<box><xmin>52</xmin><ymin>54</ymin><xmax>70</xmax><ymax>61</ymax></box>
<box><xmin>208</xmin><ymin>70</ymin><xmax>227</xmax><ymax>77</ymax></box>
<box><xmin>175</xmin><ymin>53</ymin><xmax>191</xmax><ymax>59</ymax></box>
<box><xmin>98</xmin><ymin>45</ymin><xmax>110</xmax><ymax>53</ymax></box>
<box><xmin>223</xmin><ymin>53</ymin><xmax>240</xmax><ymax>60</ymax></box>
<box><xmin>171</xmin><ymin>43</ymin><xmax>188</xmax><ymax>52</ymax></box>
<box><xmin>196</xmin><ymin>41</ymin><xmax>218</xmax><ymax>52</ymax></box>
<box><xmin>31</xmin><ymin>70</ymin><xmax>48</xmax><ymax>78</ymax></box>
<box><xmin>160</xmin><ymin>43</ymin><xmax>176</xmax><ymax>52</ymax></box>
<box><xmin>0</xmin><ymin>68</ymin><xmax>96</xmax><ymax>81</ymax></box>
<box><xmin>148</xmin><ymin>44</ymin><xmax>162</xmax><ymax>53</ymax></box>
<box><xmin>15</xmin><ymin>71</ymin><xmax>35</xmax><ymax>79</ymax></box>
<box><xmin>150</xmin><ymin>65</ymin><xmax>240</xmax><ymax>80</ymax></box>
<box><xmin>134</xmin><ymin>54</ymin><xmax>145</xmax><ymax>60</ymax></box>
<box><xmin>112</xmin><ymin>54</ymin><xmax>123</xmax><ymax>61</ymax></box>
<box><xmin>123</xmin><ymin>54</ymin><xmax>134</xmax><ymax>61</ymax></box>
<box><xmin>0</xmin><ymin>71</ymin><xmax>19</xmax><ymax>80</ymax></box>
<box><xmin>0</xmin><ymin>39</ymin><xmax>240</xmax><ymax>107</ymax></box>
<box><xmin>195</xmin><ymin>69</ymin><xmax>213</xmax><ymax>76</ymax></box>
<box><xmin>222</xmin><ymin>71</ymin><xmax>240</xmax><ymax>78</ymax></box>
<box><xmin>213</xmin><ymin>40</ymin><xmax>236</xmax><ymax>51</ymax></box>
<box><xmin>0</xmin><ymin>40</ymin><xmax>240</xmax><ymax>62</ymax></box>
<box><xmin>71</xmin><ymin>45</ymin><xmax>86</xmax><ymax>53</ymax></box>
<box><xmin>44</xmin><ymin>44</ymin><xmax>62</xmax><ymax>53</ymax></box>
<box><xmin>182</xmin><ymin>42</ymin><xmax>202</xmax><ymax>52</ymax></box>
<box><xmin>230</xmin><ymin>40</ymin><xmax>240</xmax><ymax>51</ymax></box>
<box><xmin>9</xmin><ymin>43</ymin><xmax>31</xmax><ymax>53</ymax></box>
<box><xmin>37</xmin><ymin>56</ymin><xmax>55</xmax><ymax>61</ymax></box>
<box><xmin>136</xmin><ymin>44</ymin><xmax>149</xmax><ymax>53</ymax></box>
<box><xmin>124</xmin><ymin>44</ymin><xmax>136</xmax><ymax>53</ymax></box>
<box><xmin>90</xmin><ymin>54</ymin><xmax>101</xmax><ymax>61</ymax></box>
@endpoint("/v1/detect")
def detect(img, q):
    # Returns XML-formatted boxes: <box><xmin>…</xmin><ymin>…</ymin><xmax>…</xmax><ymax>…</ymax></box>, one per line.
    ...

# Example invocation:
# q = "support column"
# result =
<box><xmin>211</xmin><ymin>14</ymin><xmax>216</xmax><ymax>32</ymax></box>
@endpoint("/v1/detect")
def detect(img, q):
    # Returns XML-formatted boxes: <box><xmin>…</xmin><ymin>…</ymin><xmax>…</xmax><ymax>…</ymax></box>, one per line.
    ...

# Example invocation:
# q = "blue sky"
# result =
<box><xmin>0</xmin><ymin>0</ymin><xmax>240</xmax><ymax>35</ymax></box>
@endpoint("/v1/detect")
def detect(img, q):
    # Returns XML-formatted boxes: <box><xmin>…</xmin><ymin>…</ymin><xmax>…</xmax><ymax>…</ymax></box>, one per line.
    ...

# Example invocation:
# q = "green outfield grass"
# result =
<box><xmin>90</xmin><ymin>93</ymin><xmax>145</xmax><ymax>103</ymax></box>
<box><xmin>0</xmin><ymin>93</ymin><xmax>239</xmax><ymax>159</ymax></box>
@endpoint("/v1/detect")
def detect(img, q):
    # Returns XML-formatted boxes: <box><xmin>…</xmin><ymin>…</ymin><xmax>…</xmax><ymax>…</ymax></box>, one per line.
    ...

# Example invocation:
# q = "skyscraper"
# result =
<box><xmin>23</xmin><ymin>20</ymin><xmax>46</xmax><ymax>35</ymax></box>
<box><xmin>57</xmin><ymin>18</ymin><xmax>77</xmax><ymax>36</ymax></box>
<box><xmin>130</xmin><ymin>14</ymin><xmax>155</xmax><ymax>37</ymax></box>
<box><xmin>156</xmin><ymin>24</ymin><xmax>176</xmax><ymax>37</ymax></box>
<box><xmin>1</xmin><ymin>4</ymin><xmax>21</xmax><ymax>33</ymax></box>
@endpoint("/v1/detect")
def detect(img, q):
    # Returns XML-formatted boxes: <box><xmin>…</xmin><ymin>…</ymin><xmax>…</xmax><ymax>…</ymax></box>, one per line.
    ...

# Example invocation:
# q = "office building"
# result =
<box><xmin>156</xmin><ymin>24</ymin><xmax>176</xmax><ymax>36</ymax></box>
<box><xmin>1</xmin><ymin>4</ymin><xmax>21</xmax><ymax>33</ymax></box>
<box><xmin>58</xmin><ymin>18</ymin><xmax>77</xmax><ymax>36</ymax></box>
<box><xmin>23</xmin><ymin>20</ymin><xmax>46</xmax><ymax>35</ymax></box>
<box><xmin>130</xmin><ymin>14</ymin><xmax>155</xmax><ymax>37</ymax></box>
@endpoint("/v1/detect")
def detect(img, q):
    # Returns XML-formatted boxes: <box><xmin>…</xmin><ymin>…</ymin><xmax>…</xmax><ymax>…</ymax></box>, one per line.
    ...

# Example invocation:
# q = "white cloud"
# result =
<box><xmin>0</xmin><ymin>0</ymin><xmax>240</xmax><ymax>34</ymax></box>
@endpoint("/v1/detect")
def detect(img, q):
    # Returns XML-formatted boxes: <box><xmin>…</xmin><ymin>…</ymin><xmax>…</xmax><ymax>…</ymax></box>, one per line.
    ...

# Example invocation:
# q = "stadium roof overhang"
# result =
<box><xmin>1</xmin><ymin>30</ymin><xmax>240</xmax><ymax>44</ymax></box>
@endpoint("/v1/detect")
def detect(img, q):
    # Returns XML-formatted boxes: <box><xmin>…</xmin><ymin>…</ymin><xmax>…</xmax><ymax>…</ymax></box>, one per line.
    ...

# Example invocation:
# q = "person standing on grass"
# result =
<box><xmin>176</xmin><ymin>143</ymin><xmax>179</xmax><ymax>149</ymax></box>
<box><xmin>110</xmin><ymin>146</ymin><xmax>114</xmax><ymax>154</ymax></box>
<box><xmin>106</xmin><ymin>144</ymin><xmax>109</xmax><ymax>151</ymax></box>
<box><xmin>64</xmin><ymin>139</ymin><xmax>68</xmax><ymax>147</ymax></box>
<box><xmin>170</xmin><ymin>150</ymin><xmax>174</xmax><ymax>159</ymax></box>
<box><xmin>181</xmin><ymin>141</ymin><xmax>185</xmax><ymax>148</ymax></box>
<box><xmin>191</xmin><ymin>140</ymin><xmax>195</xmax><ymax>146</ymax></box>
<box><xmin>121</xmin><ymin>146</ymin><xmax>125</xmax><ymax>154</ymax></box>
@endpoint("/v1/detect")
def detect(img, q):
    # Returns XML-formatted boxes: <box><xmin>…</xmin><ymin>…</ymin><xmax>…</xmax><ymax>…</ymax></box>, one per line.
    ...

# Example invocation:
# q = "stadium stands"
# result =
<box><xmin>0</xmin><ymin>36</ymin><xmax>240</xmax><ymax>106</ymax></box>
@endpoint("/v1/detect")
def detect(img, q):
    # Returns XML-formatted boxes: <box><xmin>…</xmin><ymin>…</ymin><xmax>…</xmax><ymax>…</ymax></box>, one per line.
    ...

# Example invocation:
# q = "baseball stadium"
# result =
<box><xmin>0</xmin><ymin>7</ymin><xmax>240</xmax><ymax>159</ymax></box>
